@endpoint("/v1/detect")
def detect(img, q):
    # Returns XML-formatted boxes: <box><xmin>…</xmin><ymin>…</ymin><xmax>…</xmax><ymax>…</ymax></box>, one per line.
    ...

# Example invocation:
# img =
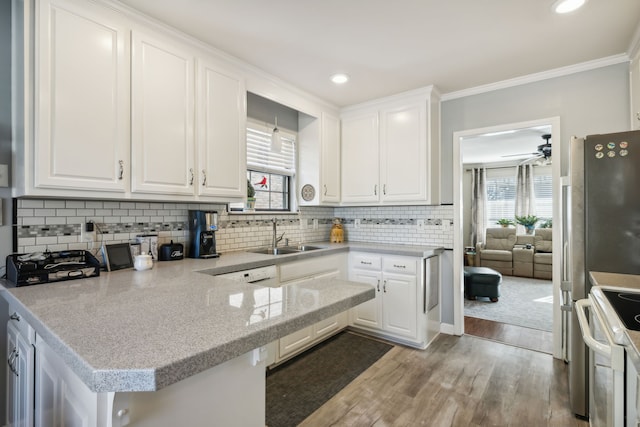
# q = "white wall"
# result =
<box><xmin>438</xmin><ymin>63</ymin><xmax>630</xmax><ymax>325</ymax></box>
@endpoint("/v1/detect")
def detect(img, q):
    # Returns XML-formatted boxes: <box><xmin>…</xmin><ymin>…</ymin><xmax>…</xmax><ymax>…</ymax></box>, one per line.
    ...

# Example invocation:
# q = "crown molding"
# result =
<box><xmin>441</xmin><ymin>54</ymin><xmax>629</xmax><ymax>101</ymax></box>
<box><xmin>628</xmin><ymin>24</ymin><xmax>640</xmax><ymax>60</ymax></box>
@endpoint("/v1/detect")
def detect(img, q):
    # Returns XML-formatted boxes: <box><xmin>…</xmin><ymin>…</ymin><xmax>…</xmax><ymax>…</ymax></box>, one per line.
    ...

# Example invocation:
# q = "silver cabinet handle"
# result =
<box><xmin>324</xmin><ymin>185</ymin><xmax>327</xmax><ymax>196</ymax></box>
<box><xmin>118</xmin><ymin>160</ymin><xmax>124</xmax><ymax>180</ymax></box>
<box><xmin>376</xmin><ymin>279</ymin><xmax>380</xmax><ymax>292</ymax></box>
<box><xmin>8</xmin><ymin>347</ymin><xmax>18</xmax><ymax>376</ymax></box>
<box><xmin>201</xmin><ymin>170</ymin><xmax>207</xmax><ymax>187</ymax></box>
<box><xmin>393</xmin><ymin>264</ymin><xmax>406</xmax><ymax>269</ymax></box>
<box><xmin>383</xmin><ymin>184</ymin><xmax>386</xmax><ymax>195</ymax></box>
<box><xmin>636</xmin><ymin>112</ymin><xmax>640</xmax><ymax>121</ymax></box>
<box><xmin>360</xmin><ymin>261</ymin><xmax>372</xmax><ymax>265</ymax></box>
<box><xmin>189</xmin><ymin>168</ymin><xmax>194</xmax><ymax>186</ymax></box>
<box><xmin>9</xmin><ymin>312</ymin><xmax>20</xmax><ymax>321</ymax></box>
<box><xmin>383</xmin><ymin>280</ymin><xmax>387</xmax><ymax>293</ymax></box>
<box><xmin>374</xmin><ymin>185</ymin><xmax>377</xmax><ymax>196</ymax></box>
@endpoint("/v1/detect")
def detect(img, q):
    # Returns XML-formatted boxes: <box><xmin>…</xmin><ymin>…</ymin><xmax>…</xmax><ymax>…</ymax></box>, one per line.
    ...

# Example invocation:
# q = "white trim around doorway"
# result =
<box><xmin>453</xmin><ymin>117</ymin><xmax>563</xmax><ymax>360</ymax></box>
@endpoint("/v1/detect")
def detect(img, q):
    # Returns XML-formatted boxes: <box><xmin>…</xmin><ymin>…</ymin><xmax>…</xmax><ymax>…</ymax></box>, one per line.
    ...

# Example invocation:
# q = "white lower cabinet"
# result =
<box><xmin>6</xmin><ymin>311</ymin><xmax>35</xmax><ymax>427</ymax></box>
<box><xmin>274</xmin><ymin>255</ymin><xmax>348</xmax><ymax>364</ymax></box>
<box><xmin>35</xmin><ymin>334</ymin><xmax>102</xmax><ymax>427</ymax></box>
<box><xmin>349</xmin><ymin>253</ymin><xmax>426</xmax><ymax>346</ymax></box>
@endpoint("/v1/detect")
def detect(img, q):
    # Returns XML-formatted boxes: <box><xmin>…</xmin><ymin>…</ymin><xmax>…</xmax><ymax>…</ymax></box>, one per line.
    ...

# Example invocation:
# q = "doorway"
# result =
<box><xmin>453</xmin><ymin>117</ymin><xmax>563</xmax><ymax>359</ymax></box>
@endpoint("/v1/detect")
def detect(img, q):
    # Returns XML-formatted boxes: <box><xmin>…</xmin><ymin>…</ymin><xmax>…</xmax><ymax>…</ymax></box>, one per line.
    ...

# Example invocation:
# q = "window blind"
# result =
<box><xmin>246</xmin><ymin>121</ymin><xmax>296</xmax><ymax>176</ymax></box>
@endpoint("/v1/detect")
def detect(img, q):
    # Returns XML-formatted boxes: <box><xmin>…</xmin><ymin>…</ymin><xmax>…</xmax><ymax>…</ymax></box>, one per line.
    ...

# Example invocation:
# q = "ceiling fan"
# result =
<box><xmin>502</xmin><ymin>134</ymin><xmax>552</xmax><ymax>164</ymax></box>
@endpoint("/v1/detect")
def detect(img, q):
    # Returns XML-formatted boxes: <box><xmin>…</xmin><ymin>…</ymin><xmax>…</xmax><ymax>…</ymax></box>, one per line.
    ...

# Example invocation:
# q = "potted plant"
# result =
<box><xmin>515</xmin><ymin>214</ymin><xmax>539</xmax><ymax>234</ymax></box>
<box><xmin>496</xmin><ymin>218</ymin><xmax>514</xmax><ymax>227</ymax></box>
<box><xmin>539</xmin><ymin>218</ymin><xmax>552</xmax><ymax>228</ymax></box>
<box><xmin>246</xmin><ymin>179</ymin><xmax>256</xmax><ymax>211</ymax></box>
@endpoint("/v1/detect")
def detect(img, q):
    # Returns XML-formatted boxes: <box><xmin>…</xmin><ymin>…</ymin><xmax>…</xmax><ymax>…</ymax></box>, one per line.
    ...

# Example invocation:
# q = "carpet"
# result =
<box><xmin>464</xmin><ymin>275</ymin><xmax>553</xmax><ymax>331</ymax></box>
<box><xmin>266</xmin><ymin>331</ymin><xmax>393</xmax><ymax>427</ymax></box>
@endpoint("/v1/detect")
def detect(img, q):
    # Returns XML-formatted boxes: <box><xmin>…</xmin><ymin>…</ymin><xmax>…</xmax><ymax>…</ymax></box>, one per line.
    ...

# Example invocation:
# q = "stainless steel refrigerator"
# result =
<box><xmin>567</xmin><ymin>130</ymin><xmax>640</xmax><ymax>418</ymax></box>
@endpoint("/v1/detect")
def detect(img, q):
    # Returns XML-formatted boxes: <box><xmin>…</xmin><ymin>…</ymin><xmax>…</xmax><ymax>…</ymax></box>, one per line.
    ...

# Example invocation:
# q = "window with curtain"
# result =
<box><xmin>485</xmin><ymin>166</ymin><xmax>552</xmax><ymax>226</ymax></box>
<box><xmin>231</xmin><ymin>119</ymin><xmax>297</xmax><ymax>211</ymax></box>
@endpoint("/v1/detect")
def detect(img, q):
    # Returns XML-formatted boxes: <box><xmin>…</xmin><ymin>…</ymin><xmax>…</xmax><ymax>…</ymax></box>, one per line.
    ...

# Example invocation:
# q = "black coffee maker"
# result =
<box><xmin>188</xmin><ymin>210</ymin><xmax>220</xmax><ymax>259</ymax></box>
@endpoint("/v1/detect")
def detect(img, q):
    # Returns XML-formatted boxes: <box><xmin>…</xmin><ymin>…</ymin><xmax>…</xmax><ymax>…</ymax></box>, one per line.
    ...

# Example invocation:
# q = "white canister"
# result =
<box><xmin>134</xmin><ymin>253</ymin><xmax>153</xmax><ymax>271</ymax></box>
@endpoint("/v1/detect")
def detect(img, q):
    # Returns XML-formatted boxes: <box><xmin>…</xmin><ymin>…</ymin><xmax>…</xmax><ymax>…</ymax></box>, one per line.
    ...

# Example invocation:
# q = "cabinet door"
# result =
<box><xmin>36</xmin><ymin>0</ymin><xmax>129</xmax><ymax>192</ymax></box>
<box><xmin>6</xmin><ymin>321</ymin><xmax>34</xmax><ymax>427</ymax></box>
<box><xmin>35</xmin><ymin>336</ymin><xmax>98</xmax><ymax>427</ymax></box>
<box><xmin>197</xmin><ymin>59</ymin><xmax>246</xmax><ymax>198</ymax></box>
<box><xmin>341</xmin><ymin>112</ymin><xmax>380</xmax><ymax>203</ymax></box>
<box><xmin>379</xmin><ymin>101</ymin><xmax>427</xmax><ymax>202</ymax></box>
<box><xmin>382</xmin><ymin>272</ymin><xmax>418</xmax><ymax>339</ymax></box>
<box><xmin>131</xmin><ymin>30</ymin><xmax>195</xmax><ymax>195</ymax></box>
<box><xmin>349</xmin><ymin>269</ymin><xmax>383</xmax><ymax>330</ymax></box>
<box><xmin>320</xmin><ymin>113</ymin><xmax>341</xmax><ymax>203</ymax></box>
<box><xmin>278</xmin><ymin>277</ymin><xmax>314</xmax><ymax>359</ymax></box>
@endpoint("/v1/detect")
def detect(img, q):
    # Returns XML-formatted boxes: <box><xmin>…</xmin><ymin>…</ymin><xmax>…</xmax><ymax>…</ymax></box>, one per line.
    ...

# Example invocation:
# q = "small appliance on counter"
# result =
<box><xmin>6</xmin><ymin>250</ymin><xmax>100</xmax><ymax>286</ymax></box>
<box><xmin>136</xmin><ymin>234</ymin><xmax>158</xmax><ymax>260</ymax></box>
<box><xmin>188</xmin><ymin>210</ymin><xmax>220</xmax><ymax>259</ymax></box>
<box><xmin>159</xmin><ymin>241</ymin><xmax>184</xmax><ymax>261</ymax></box>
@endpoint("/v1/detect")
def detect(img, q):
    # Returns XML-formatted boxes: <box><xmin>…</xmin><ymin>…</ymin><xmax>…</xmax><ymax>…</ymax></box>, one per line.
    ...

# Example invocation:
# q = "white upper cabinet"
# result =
<box><xmin>340</xmin><ymin>111</ymin><xmax>380</xmax><ymax>203</ymax></box>
<box><xmin>340</xmin><ymin>87</ymin><xmax>440</xmax><ymax>205</ymax></box>
<box><xmin>197</xmin><ymin>59</ymin><xmax>246</xmax><ymax>198</ymax></box>
<box><xmin>131</xmin><ymin>30</ymin><xmax>196</xmax><ymax>196</ymax></box>
<box><xmin>34</xmin><ymin>0</ymin><xmax>129</xmax><ymax>192</ymax></box>
<box><xmin>320</xmin><ymin>113</ymin><xmax>341</xmax><ymax>203</ymax></box>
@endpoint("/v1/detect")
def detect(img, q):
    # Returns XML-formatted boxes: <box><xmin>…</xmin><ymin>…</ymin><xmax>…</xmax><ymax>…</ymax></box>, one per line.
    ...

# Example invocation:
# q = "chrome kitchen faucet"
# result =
<box><xmin>272</xmin><ymin>218</ymin><xmax>285</xmax><ymax>249</ymax></box>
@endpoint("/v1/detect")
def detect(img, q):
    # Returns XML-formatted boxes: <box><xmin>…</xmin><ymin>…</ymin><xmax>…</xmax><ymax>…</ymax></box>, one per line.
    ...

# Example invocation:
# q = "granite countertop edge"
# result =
<box><xmin>0</xmin><ymin>241</ymin><xmax>440</xmax><ymax>393</ymax></box>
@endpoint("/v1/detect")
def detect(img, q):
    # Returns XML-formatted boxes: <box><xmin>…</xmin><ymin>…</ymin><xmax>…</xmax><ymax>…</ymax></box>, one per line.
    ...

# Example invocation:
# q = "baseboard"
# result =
<box><xmin>440</xmin><ymin>323</ymin><xmax>456</xmax><ymax>335</ymax></box>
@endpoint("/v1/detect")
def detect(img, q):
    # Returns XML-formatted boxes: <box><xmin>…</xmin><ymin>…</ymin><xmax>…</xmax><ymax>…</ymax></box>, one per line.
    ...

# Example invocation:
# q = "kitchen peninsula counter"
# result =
<box><xmin>0</xmin><ymin>242</ymin><xmax>442</xmax><ymax>394</ymax></box>
<box><xmin>0</xmin><ymin>246</ymin><xmax>379</xmax><ymax>393</ymax></box>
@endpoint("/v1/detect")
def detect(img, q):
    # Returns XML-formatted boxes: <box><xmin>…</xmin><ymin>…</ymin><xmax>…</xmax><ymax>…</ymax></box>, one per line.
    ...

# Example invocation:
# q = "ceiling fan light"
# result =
<box><xmin>552</xmin><ymin>0</ymin><xmax>587</xmax><ymax>14</ymax></box>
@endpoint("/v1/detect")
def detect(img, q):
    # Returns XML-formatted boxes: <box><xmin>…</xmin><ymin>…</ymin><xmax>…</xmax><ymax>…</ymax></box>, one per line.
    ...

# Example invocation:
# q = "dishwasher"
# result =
<box><xmin>216</xmin><ymin>265</ymin><xmax>279</xmax><ymax>286</ymax></box>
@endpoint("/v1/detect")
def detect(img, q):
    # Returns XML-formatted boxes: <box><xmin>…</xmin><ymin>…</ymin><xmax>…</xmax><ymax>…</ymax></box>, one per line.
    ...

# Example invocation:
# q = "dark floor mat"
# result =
<box><xmin>266</xmin><ymin>331</ymin><xmax>394</xmax><ymax>427</ymax></box>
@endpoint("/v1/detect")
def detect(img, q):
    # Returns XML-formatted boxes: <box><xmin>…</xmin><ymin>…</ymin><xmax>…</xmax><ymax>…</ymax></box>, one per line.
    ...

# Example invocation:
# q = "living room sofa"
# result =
<box><xmin>475</xmin><ymin>228</ymin><xmax>552</xmax><ymax>279</ymax></box>
<box><xmin>476</xmin><ymin>228</ymin><xmax>517</xmax><ymax>275</ymax></box>
<box><xmin>533</xmin><ymin>228</ymin><xmax>553</xmax><ymax>279</ymax></box>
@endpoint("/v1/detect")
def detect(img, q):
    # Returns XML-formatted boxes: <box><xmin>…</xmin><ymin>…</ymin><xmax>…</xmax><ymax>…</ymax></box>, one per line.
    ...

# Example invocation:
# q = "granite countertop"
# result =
<box><xmin>0</xmin><ymin>242</ymin><xmax>443</xmax><ymax>393</ymax></box>
<box><xmin>589</xmin><ymin>271</ymin><xmax>640</xmax><ymax>368</ymax></box>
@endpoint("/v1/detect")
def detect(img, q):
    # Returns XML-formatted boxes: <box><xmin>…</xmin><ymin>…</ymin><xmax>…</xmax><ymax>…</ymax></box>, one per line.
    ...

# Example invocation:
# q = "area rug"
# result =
<box><xmin>464</xmin><ymin>275</ymin><xmax>553</xmax><ymax>331</ymax></box>
<box><xmin>266</xmin><ymin>331</ymin><xmax>393</xmax><ymax>427</ymax></box>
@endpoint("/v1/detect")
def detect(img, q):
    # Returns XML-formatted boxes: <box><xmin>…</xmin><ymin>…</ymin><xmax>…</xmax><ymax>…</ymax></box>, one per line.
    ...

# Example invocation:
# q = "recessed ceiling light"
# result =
<box><xmin>552</xmin><ymin>0</ymin><xmax>587</xmax><ymax>14</ymax></box>
<box><xmin>330</xmin><ymin>73</ymin><xmax>349</xmax><ymax>84</ymax></box>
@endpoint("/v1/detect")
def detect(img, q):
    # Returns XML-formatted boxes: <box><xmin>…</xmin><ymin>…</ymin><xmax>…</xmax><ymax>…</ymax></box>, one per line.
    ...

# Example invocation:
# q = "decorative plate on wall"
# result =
<box><xmin>301</xmin><ymin>184</ymin><xmax>315</xmax><ymax>201</ymax></box>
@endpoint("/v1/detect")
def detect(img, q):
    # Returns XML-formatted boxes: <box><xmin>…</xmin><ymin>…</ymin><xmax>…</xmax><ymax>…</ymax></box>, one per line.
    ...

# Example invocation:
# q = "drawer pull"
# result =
<box><xmin>376</xmin><ymin>280</ymin><xmax>380</xmax><ymax>292</ymax></box>
<box><xmin>383</xmin><ymin>280</ymin><xmax>387</xmax><ymax>293</ymax></box>
<box><xmin>360</xmin><ymin>261</ymin><xmax>372</xmax><ymax>265</ymax></box>
<box><xmin>393</xmin><ymin>264</ymin><xmax>406</xmax><ymax>269</ymax></box>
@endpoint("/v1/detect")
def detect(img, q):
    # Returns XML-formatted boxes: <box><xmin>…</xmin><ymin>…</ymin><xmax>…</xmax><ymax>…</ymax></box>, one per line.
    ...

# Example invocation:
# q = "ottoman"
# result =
<box><xmin>464</xmin><ymin>266</ymin><xmax>502</xmax><ymax>302</ymax></box>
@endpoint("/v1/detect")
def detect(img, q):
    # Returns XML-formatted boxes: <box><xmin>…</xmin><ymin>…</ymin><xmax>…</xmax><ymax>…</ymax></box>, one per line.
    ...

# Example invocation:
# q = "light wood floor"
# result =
<box><xmin>300</xmin><ymin>332</ymin><xmax>588</xmax><ymax>427</ymax></box>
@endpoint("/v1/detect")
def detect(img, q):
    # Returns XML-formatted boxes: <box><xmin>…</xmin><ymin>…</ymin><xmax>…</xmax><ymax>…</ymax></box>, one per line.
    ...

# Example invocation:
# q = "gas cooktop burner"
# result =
<box><xmin>603</xmin><ymin>290</ymin><xmax>640</xmax><ymax>331</ymax></box>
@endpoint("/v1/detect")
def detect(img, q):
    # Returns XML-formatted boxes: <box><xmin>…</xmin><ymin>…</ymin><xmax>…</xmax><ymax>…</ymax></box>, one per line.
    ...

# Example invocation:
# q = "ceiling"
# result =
<box><xmin>461</xmin><ymin>126</ymin><xmax>553</xmax><ymax>165</ymax></box>
<box><xmin>119</xmin><ymin>0</ymin><xmax>640</xmax><ymax>107</ymax></box>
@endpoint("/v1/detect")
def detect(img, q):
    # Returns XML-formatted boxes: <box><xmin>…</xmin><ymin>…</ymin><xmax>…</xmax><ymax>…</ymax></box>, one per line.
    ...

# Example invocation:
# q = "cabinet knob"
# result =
<box><xmin>9</xmin><ymin>312</ymin><xmax>20</xmax><ymax>321</ymax></box>
<box><xmin>117</xmin><ymin>409</ymin><xmax>129</xmax><ymax>418</ymax></box>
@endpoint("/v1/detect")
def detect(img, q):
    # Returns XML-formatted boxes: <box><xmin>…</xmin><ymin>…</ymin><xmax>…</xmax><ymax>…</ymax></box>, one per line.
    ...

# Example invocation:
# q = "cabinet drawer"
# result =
<box><xmin>383</xmin><ymin>257</ymin><xmax>417</xmax><ymax>274</ymax></box>
<box><xmin>350</xmin><ymin>254</ymin><xmax>382</xmax><ymax>271</ymax></box>
<box><xmin>8</xmin><ymin>306</ymin><xmax>35</xmax><ymax>343</ymax></box>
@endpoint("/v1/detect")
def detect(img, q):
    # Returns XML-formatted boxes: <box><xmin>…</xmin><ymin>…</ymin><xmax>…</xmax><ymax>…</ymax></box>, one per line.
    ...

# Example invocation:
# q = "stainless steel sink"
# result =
<box><xmin>247</xmin><ymin>245</ymin><xmax>324</xmax><ymax>255</ymax></box>
<box><xmin>295</xmin><ymin>245</ymin><xmax>323</xmax><ymax>252</ymax></box>
<box><xmin>248</xmin><ymin>247</ymin><xmax>300</xmax><ymax>255</ymax></box>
